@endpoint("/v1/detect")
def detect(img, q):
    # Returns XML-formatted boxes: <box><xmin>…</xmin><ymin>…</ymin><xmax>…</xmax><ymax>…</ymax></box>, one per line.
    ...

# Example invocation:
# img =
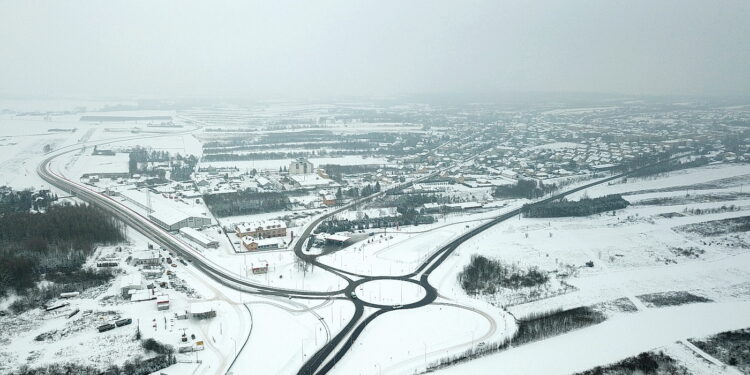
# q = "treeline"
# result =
<box><xmin>522</xmin><ymin>194</ymin><xmax>629</xmax><ymax>218</ymax></box>
<box><xmin>201</xmin><ymin>149</ymin><xmax>371</xmax><ymax>162</ymax></box>
<box><xmin>0</xmin><ymin>203</ymin><xmax>124</xmax><ymax>299</ymax></box>
<box><xmin>204</xmin><ymin>141</ymin><xmax>375</xmax><ymax>154</ymax></box>
<box><xmin>321</xmin><ymin>164</ymin><xmax>382</xmax><ymax>182</ymax></box>
<box><xmin>425</xmin><ymin>306</ymin><xmax>606</xmax><ymax>372</ymax></box>
<box><xmin>458</xmin><ymin>255</ymin><xmax>549</xmax><ymax>295</ymax></box>
<box><xmin>493</xmin><ymin>179</ymin><xmax>557</xmax><ymax>199</ymax></box>
<box><xmin>575</xmin><ymin>351</ymin><xmax>682</xmax><ymax>375</ymax></box>
<box><xmin>203</xmin><ymin>189</ymin><xmax>290</xmax><ymax>217</ymax></box>
<box><xmin>629</xmin><ymin>157</ymin><xmax>709</xmax><ymax>178</ymax></box>
<box><xmin>0</xmin><ymin>187</ymin><xmax>57</xmax><ymax>213</ymax></box>
<box><xmin>615</xmin><ymin>150</ymin><xmax>674</xmax><ymax>173</ymax></box>
<box><xmin>315</xmin><ymin>214</ymin><xmax>435</xmax><ymax>234</ymax></box>
<box><xmin>514</xmin><ymin>307</ymin><xmax>606</xmax><ymax>345</ymax></box>
<box><xmin>11</xmin><ymin>353</ymin><xmax>175</xmax><ymax>375</ymax></box>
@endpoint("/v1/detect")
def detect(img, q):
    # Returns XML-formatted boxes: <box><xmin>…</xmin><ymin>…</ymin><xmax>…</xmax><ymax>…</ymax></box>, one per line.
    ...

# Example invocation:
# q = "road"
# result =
<box><xmin>37</xmin><ymin>128</ymin><xmax>686</xmax><ymax>375</ymax></box>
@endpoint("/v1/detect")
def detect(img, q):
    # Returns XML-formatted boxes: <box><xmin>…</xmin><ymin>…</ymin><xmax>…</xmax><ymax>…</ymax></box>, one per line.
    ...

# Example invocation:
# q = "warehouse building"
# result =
<box><xmin>149</xmin><ymin>210</ymin><xmax>212</xmax><ymax>231</ymax></box>
<box><xmin>179</xmin><ymin>227</ymin><xmax>219</xmax><ymax>248</ymax></box>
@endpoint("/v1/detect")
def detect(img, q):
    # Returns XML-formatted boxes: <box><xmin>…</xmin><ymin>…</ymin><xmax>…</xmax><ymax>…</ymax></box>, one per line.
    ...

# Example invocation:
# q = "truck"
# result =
<box><xmin>97</xmin><ymin>323</ymin><xmax>116</xmax><ymax>333</ymax></box>
<box><xmin>115</xmin><ymin>318</ymin><xmax>132</xmax><ymax>327</ymax></box>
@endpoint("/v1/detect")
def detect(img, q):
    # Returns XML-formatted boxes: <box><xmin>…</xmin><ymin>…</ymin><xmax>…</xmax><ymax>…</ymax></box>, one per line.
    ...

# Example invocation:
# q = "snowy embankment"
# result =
<box><xmin>434</xmin><ymin>302</ymin><xmax>750</xmax><ymax>375</ymax></box>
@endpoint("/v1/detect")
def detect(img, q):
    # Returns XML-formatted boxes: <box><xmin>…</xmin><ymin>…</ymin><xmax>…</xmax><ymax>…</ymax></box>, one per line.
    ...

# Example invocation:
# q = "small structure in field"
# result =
<box><xmin>156</xmin><ymin>295</ymin><xmax>170</xmax><ymax>311</ymax></box>
<box><xmin>189</xmin><ymin>302</ymin><xmax>217</xmax><ymax>320</ymax></box>
<box><xmin>250</xmin><ymin>261</ymin><xmax>269</xmax><ymax>275</ymax></box>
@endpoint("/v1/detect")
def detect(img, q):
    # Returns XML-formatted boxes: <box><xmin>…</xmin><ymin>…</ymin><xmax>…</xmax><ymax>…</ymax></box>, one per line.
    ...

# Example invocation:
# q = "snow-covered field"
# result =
<box><xmin>420</xmin><ymin>163</ymin><xmax>750</xmax><ymax>374</ymax></box>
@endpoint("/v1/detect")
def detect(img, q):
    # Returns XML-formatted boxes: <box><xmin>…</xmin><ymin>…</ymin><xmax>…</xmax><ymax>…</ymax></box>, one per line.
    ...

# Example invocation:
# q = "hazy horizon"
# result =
<box><xmin>1</xmin><ymin>0</ymin><xmax>749</xmax><ymax>100</ymax></box>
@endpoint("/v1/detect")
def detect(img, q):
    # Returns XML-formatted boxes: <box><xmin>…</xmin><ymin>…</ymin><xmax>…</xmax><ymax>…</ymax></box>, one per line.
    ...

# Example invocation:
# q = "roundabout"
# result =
<box><xmin>348</xmin><ymin>277</ymin><xmax>436</xmax><ymax>309</ymax></box>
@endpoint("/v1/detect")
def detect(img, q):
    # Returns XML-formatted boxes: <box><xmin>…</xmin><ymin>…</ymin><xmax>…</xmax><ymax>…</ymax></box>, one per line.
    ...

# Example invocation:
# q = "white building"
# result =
<box><xmin>241</xmin><ymin>236</ymin><xmax>285</xmax><ymax>251</ymax></box>
<box><xmin>119</xmin><ymin>274</ymin><xmax>144</xmax><ymax>298</ymax></box>
<box><xmin>179</xmin><ymin>227</ymin><xmax>219</xmax><ymax>248</ymax></box>
<box><xmin>289</xmin><ymin>158</ymin><xmax>314</xmax><ymax>174</ymax></box>
<box><xmin>130</xmin><ymin>250</ymin><xmax>160</xmax><ymax>266</ymax></box>
<box><xmin>149</xmin><ymin>210</ymin><xmax>212</xmax><ymax>231</ymax></box>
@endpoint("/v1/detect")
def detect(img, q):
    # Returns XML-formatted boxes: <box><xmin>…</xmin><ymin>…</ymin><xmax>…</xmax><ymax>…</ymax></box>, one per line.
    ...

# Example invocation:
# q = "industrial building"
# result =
<box><xmin>179</xmin><ymin>227</ymin><xmax>219</xmax><ymax>248</ymax></box>
<box><xmin>130</xmin><ymin>250</ymin><xmax>160</xmax><ymax>266</ymax></box>
<box><xmin>119</xmin><ymin>274</ymin><xmax>144</xmax><ymax>298</ymax></box>
<box><xmin>149</xmin><ymin>210</ymin><xmax>212</xmax><ymax>231</ymax></box>
<box><xmin>118</xmin><ymin>189</ymin><xmax>212</xmax><ymax>231</ymax></box>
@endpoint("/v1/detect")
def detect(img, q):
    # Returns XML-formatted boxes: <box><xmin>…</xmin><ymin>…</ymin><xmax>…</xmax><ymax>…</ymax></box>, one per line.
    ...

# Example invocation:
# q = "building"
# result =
<box><xmin>179</xmin><ymin>227</ymin><xmax>219</xmax><ymax>248</ymax></box>
<box><xmin>130</xmin><ymin>250</ymin><xmax>160</xmax><ymax>266</ymax></box>
<box><xmin>189</xmin><ymin>302</ymin><xmax>217</xmax><ymax>319</ymax></box>
<box><xmin>323</xmin><ymin>194</ymin><xmax>336</xmax><ymax>206</ymax></box>
<box><xmin>241</xmin><ymin>236</ymin><xmax>284</xmax><ymax>251</ymax></box>
<box><xmin>156</xmin><ymin>295</ymin><xmax>170</xmax><ymax>311</ymax></box>
<box><xmin>289</xmin><ymin>158</ymin><xmax>314</xmax><ymax>174</ymax></box>
<box><xmin>321</xmin><ymin>233</ymin><xmax>350</xmax><ymax>246</ymax></box>
<box><xmin>118</xmin><ymin>189</ymin><xmax>212</xmax><ymax>231</ymax></box>
<box><xmin>119</xmin><ymin>274</ymin><xmax>144</xmax><ymax>298</ymax></box>
<box><xmin>80</xmin><ymin>153</ymin><xmax>131</xmax><ymax>179</ymax></box>
<box><xmin>149</xmin><ymin>210</ymin><xmax>212</xmax><ymax>231</ymax></box>
<box><xmin>250</xmin><ymin>261</ymin><xmax>269</xmax><ymax>274</ymax></box>
<box><xmin>235</xmin><ymin>220</ymin><xmax>287</xmax><ymax>238</ymax></box>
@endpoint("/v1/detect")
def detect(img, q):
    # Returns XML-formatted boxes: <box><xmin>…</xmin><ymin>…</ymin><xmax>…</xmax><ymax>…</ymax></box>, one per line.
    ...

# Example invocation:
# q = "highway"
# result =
<box><xmin>37</xmin><ymin>131</ymin><xmax>685</xmax><ymax>375</ymax></box>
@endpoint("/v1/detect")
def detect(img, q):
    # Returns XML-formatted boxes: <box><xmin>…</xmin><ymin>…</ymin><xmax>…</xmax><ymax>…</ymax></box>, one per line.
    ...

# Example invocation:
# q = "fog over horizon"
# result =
<box><xmin>1</xmin><ymin>0</ymin><xmax>749</xmax><ymax>101</ymax></box>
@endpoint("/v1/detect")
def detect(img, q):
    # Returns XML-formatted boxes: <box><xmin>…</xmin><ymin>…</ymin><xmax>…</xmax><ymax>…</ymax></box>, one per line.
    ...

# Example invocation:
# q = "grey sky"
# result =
<box><xmin>1</xmin><ymin>0</ymin><xmax>749</xmax><ymax>99</ymax></box>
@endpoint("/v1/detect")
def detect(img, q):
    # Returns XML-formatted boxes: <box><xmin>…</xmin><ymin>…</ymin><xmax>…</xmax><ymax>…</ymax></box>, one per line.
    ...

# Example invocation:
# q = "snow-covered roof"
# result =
<box><xmin>236</xmin><ymin>220</ymin><xmax>286</xmax><ymax>233</ymax></box>
<box><xmin>190</xmin><ymin>302</ymin><xmax>214</xmax><ymax>314</ymax></box>
<box><xmin>119</xmin><ymin>273</ymin><xmax>143</xmax><ymax>288</ymax></box>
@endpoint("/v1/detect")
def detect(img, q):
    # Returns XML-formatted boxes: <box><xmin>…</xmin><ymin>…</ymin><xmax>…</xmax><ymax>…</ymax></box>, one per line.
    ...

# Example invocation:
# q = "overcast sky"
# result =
<box><xmin>1</xmin><ymin>0</ymin><xmax>749</xmax><ymax>100</ymax></box>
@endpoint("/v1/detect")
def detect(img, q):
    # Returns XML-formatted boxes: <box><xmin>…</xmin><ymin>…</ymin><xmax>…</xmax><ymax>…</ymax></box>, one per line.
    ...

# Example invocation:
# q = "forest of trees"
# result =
<box><xmin>493</xmin><ymin>179</ymin><xmax>557</xmax><ymax>199</ymax></box>
<box><xmin>0</xmin><ymin>202</ymin><xmax>124</xmax><ymax>306</ymax></box>
<box><xmin>458</xmin><ymin>255</ymin><xmax>549</xmax><ymax>295</ymax></box>
<box><xmin>0</xmin><ymin>187</ymin><xmax>57</xmax><ymax>212</ymax></box>
<box><xmin>203</xmin><ymin>189</ymin><xmax>290</xmax><ymax>217</ymax></box>
<box><xmin>521</xmin><ymin>194</ymin><xmax>629</xmax><ymax>218</ymax></box>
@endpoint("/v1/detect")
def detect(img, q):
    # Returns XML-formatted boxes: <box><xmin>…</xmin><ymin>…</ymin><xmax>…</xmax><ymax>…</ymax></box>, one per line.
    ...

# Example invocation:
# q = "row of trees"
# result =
<box><xmin>201</xmin><ymin>149</ymin><xmax>372</xmax><ymax>162</ymax></box>
<box><xmin>521</xmin><ymin>194</ymin><xmax>629</xmax><ymax>218</ymax></box>
<box><xmin>315</xmin><ymin>214</ymin><xmax>435</xmax><ymax>234</ymax></box>
<box><xmin>204</xmin><ymin>140</ymin><xmax>375</xmax><ymax>154</ymax></box>
<box><xmin>11</xmin><ymin>353</ymin><xmax>176</xmax><ymax>375</ymax></box>
<box><xmin>628</xmin><ymin>157</ymin><xmax>709</xmax><ymax>178</ymax></box>
<box><xmin>203</xmin><ymin>189</ymin><xmax>290</xmax><ymax>217</ymax></box>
